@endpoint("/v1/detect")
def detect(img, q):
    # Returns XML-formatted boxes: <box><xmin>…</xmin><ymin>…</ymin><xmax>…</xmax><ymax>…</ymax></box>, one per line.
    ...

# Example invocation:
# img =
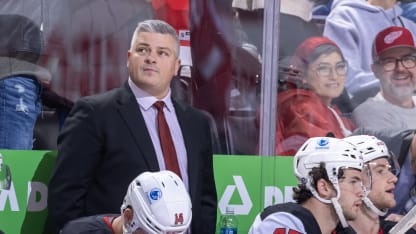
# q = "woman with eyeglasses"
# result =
<box><xmin>275</xmin><ymin>37</ymin><xmax>355</xmax><ymax>156</ymax></box>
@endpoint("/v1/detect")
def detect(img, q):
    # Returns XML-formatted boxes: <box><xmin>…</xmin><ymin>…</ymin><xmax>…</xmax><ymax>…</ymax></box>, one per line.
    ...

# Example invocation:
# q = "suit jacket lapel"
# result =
<box><xmin>116</xmin><ymin>82</ymin><xmax>159</xmax><ymax>170</ymax></box>
<box><xmin>174</xmin><ymin>100</ymin><xmax>199</xmax><ymax>196</ymax></box>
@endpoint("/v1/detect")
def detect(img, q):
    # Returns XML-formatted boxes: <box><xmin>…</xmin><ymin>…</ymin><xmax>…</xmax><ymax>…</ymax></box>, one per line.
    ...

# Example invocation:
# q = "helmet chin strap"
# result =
<box><xmin>306</xmin><ymin>176</ymin><xmax>349</xmax><ymax>228</ymax></box>
<box><xmin>121</xmin><ymin>214</ymin><xmax>135</xmax><ymax>234</ymax></box>
<box><xmin>363</xmin><ymin>197</ymin><xmax>387</xmax><ymax>216</ymax></box>
<box><xmin>309</xmin><ymin>183</ymin><xmax>349</xmax><ymax>227</ymax></box>
<box><xmin>310</xmin><ymin>187</ymin><xmax>332</xmax><ymax>204</ymax></box>
<box><xmin>122</xmin><ymin>224</ymin><xmax>132</xmax><ymax>234</ymax></box>
<box><xmin>331</xmin><ymin>197</ymin><xmax>349</xmax><ymax>228</ymax></box>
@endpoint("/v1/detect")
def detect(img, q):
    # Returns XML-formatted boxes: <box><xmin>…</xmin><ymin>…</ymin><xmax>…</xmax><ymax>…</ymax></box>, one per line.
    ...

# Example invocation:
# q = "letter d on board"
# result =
<box><xmin>27</xmin><ymin>182</ymin><xmax>47</xmax><ymax>211</ymax></box>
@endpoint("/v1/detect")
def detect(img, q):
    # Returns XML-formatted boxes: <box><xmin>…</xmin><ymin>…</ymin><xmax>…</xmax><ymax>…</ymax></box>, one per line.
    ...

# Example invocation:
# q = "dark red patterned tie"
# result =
<box><xmin>153</xmin><ymin>101</ymin><xmax>182</xmax><ymax>178</ymax></box>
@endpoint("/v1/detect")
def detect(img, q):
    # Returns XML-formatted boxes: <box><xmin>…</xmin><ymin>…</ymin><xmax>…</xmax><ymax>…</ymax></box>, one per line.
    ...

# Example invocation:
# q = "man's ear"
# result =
<box><xmin>371</xmin><ymin>63</ymin><xmax>382</xmax><ymax>80</ymax></box>
<box><xmin>123</xmin><ymin>207</ymin><xmax>133</xmax><ymax>222</ymax></box>
<box><xmin>316</xmin><ymin>178</ymin><xmax>334</xmax><ymax>199</ymax></box>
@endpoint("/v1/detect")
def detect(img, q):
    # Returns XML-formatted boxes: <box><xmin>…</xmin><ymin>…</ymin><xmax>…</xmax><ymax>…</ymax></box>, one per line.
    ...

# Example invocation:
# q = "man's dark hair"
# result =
<box><xmin>293</xmin><ymin>162</ymin><xmax>345</xmax><ymax>204</ymax></box>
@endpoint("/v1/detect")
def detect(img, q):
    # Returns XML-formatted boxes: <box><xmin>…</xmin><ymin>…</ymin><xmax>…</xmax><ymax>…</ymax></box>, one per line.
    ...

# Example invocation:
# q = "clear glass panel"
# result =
<box><xmin>275</xmin><ymin>0</ymin><xmax>357</xmax><ymax>156</ymax></box>
<box><xmin>0</xmin><ymin>1</ymin><xmax>264</xmax><ymax>155</ymax></box>
<box><xmin>190</xmin><ymin>1</ymin><xmax>265</xmax><ymax>155</ymax></box>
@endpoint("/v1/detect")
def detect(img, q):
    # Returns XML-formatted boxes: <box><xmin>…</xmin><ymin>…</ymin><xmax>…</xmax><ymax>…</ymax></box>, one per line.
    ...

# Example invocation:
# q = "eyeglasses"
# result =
<box><xmin>376</xmin><ymin>55</ymin><xmax>416</xmax><ymax>71</ymax></box>
<box><xmin>312</xmin><ymin>61</ymin><xmax>348</xmax><ymax>77</ymax></box>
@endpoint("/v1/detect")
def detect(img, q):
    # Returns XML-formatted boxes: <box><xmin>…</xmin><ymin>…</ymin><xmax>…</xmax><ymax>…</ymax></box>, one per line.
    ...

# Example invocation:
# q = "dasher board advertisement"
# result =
<box><xmin>0</xmin><ymin>151</ymin><xmax>297</xmax><ymax>234</ymax></box>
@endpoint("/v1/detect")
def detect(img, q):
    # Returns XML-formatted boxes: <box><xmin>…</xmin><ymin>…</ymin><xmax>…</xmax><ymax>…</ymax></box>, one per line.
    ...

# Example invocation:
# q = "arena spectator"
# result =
<box><xmin>352</xmin><ymin>26</ymin><xmax>416</xmax><ymax>129</ymax></box>
<box><xmin>0</xmin><ymin>14</ymin><xmax>51</xmax><ymax>149</ymax></box>
<box><xmin>324</xmin><ymin>0</ymin><xmax>416</xmax><ymax>106</ymax></box>
<box><xmin>275</xmin><ymin>37</ymin><xmax>355</xmax><ymax>156</ymax></box>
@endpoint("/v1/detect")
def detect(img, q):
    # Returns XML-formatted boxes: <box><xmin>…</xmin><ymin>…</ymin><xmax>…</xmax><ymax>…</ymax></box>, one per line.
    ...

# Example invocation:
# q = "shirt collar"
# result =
<box><xmin>128</xmin><ymin>78</ymin><xmax>174</xmax><ymax>111</ymax></box>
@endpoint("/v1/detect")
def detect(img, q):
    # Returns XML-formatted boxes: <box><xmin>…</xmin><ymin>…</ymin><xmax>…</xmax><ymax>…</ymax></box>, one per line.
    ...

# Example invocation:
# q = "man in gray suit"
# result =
<box><xmin>48</xmin><ymin>19</ymin><xmax>217</xmax><ymax>233</ymax></box>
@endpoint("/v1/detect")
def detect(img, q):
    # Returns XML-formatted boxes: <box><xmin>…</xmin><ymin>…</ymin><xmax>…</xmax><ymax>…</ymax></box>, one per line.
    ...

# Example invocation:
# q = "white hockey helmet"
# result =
<box><xmin>344</xmin><ymin>135</ymin><xmax>390</xmax><ymax>163</ymax></box>
<box><xmin>294</xmin><ymin>137</ymin><xmax>364</xmax><ymax>227</ymax></box>
<box><xmin>294</xmin><ymin>137</ymin><xmax>364</xmax><ymax>203</ymax></box>
<box><xmin>344</xmin><ymin>134</ymin><xmax>399</xmax><ymax>177</ymax></box>
<box><xmin>121</xmin><ymin>170</ymin><xmax>192</xmax><ymax>234</ymax></box>
<box><xmin>344</xmin><ymin>135</ymin><xmax>399</xmax><ymax>216</ymax></box>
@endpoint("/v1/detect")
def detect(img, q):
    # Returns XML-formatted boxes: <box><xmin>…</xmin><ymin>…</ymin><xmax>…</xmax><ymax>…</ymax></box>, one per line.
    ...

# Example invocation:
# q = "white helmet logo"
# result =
<box><xmin>148</xmin><ymin>188</ymin><xmax>162</xmax><ymax>202</ymax></box>
<box><xmin>316</xmin><ymin>138</ymin><xmax>330</xmax><ymax>149</ymax></box>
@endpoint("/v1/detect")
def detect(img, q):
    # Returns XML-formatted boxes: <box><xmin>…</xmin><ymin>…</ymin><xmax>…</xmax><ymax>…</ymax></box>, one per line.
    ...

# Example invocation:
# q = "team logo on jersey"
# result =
<box><xmin>174</xmin><ymin>213</ymin><xmax>184</xmax><ymax>225</ymax></box>
<box><xmin>148</xmin><ymin>188</ymin><xmax>162</xmax><ymax>202</ymax></box>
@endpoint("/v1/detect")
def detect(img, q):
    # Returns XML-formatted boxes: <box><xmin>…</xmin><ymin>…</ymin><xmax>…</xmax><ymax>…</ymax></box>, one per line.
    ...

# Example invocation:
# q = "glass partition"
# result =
<box><xmin>3</xmin><ymin>0</ymin><xmax>415</xmax><ymax>155</ymax></box>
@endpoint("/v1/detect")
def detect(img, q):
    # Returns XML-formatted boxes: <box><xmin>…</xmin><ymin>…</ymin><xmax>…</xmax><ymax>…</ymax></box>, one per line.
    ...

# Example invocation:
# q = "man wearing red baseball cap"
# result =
<box><xmin>352</xmin><ymin>26</ymin><xmax>416</xmax><ymax>219</ymax></box>
<box><xmin>352</xmin><ymin>26</ymin><xmax>416</xmax><ymax>130</ymax></box>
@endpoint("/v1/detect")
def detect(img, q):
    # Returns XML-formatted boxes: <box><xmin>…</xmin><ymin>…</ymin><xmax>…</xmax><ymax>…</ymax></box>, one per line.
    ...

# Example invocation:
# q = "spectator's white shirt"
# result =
<box><xmin>352</xmin><ymin>92</ymin><xmax>416</xmax><ymax>129</ymax></box>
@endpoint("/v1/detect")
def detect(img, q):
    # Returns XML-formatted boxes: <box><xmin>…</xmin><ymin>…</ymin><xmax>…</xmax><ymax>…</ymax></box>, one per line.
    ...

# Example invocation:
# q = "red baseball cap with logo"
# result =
<box><xmin>373</xmin><ymin>26</ymin><xmax>416</xmax><ymax>59</ymax></box>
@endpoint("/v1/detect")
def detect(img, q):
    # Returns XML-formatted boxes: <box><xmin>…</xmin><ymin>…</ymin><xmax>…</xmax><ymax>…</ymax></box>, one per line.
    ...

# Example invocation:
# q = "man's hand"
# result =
<box><xmin>386</xmin><ymin>212</ymin><xmax>416</xmax><ymax>232</ymax></box>
<box><xmin>385</xmin><ymin>213</ymin><xmax>403</xmax><ymax>222</ymax></box>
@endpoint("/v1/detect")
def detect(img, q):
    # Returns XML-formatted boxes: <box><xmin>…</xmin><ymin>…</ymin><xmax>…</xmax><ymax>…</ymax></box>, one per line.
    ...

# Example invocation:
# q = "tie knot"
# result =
<box><xmin>154</xmin><ymin>101</ymin><xmax>165</xmax><ymax>111</ymax></box>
